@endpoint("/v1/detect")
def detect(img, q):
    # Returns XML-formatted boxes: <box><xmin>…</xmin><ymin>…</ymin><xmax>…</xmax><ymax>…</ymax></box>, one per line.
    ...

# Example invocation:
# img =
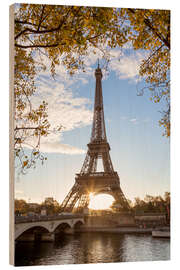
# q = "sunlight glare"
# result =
<box><xmin>89</xmin><ymin>193</ymin><xmax>114</xmax><ymax>210</ymax></box>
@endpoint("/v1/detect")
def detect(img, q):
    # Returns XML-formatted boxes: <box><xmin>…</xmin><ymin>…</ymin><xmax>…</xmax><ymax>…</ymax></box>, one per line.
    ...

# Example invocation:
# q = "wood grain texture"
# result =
<box><xmin>9</xmin><ymin>4</ymin><xmax>15</xmax><ymax>266</ymax></box>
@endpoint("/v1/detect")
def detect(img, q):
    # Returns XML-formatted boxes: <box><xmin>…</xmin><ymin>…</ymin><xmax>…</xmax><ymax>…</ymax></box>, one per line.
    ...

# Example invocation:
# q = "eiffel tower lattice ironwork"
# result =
<box><xmin>60</xmin><ymin>64</ymin><xmax>130</xmax><ymax>212</ymax></box>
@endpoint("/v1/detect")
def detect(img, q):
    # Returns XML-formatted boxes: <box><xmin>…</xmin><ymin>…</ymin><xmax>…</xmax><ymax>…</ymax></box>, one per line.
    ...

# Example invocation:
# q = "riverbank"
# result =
<box><xmin>76</xmin><ymin>225</ymin><xmax>171</xmax><ymax>234</ymax></box>
<box><xmin>76</xmin><ymin>226</ymin><xmax>153</xmax><ymax>234</ymax></box>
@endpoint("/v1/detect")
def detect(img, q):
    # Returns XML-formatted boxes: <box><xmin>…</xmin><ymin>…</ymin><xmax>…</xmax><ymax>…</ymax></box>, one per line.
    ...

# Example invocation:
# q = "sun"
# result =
<box><xmin>89</xmin><ymin>193</ymin><xmax>114</xmax><ymax>210</ymax></box>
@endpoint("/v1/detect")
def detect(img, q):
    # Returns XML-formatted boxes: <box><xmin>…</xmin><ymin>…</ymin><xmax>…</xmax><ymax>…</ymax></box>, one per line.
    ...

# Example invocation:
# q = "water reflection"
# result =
<box><xmin>71</xmin><ymin>233</ymin><xmax>125</xmax><ymax>263</ymax></box>
<box><xmin>122</xmin><ymin>234</ymin><xmax>170</xmax><ymax>262</ymax></box>
<box><xmin>15</xmin><ymin>233</ymin><xmax>170</xmax><ymax>266</ymax></box>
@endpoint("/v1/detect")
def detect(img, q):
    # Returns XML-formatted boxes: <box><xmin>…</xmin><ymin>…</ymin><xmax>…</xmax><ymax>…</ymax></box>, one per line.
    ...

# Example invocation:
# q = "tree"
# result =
<box><xmin>14</xmin><ymin>5</ymin><xmax>128</xmax><ymax>68</ymax></box>
<box><xmin>41</xmin><ymin>197</ymin><xmax>60</xmax><ymax>215</ymax></box>
<box><xmin>133</xmin><ymin>197</ymin><xmax>146</xmax><ymax>212</ymax></box>
<box><xmin>15</xmin><ymin>199</ymin><xmax>29</xmax><ymax>215</ymax></box>
<box><xmin>164</xmin><ymin>192</ymin><xmax>170</xmax><ymax>221</ymax></box>
<box><xmin>13</xmin><ymin>5</ymin><xmax>170</xmax><ymax>173</ymax></box>
<box><xmin>123</xmin><ymin>9</ymin><xmax>170</xmax><ymax>137</ymax></box>
<box><xmin>132</xmin><ymin>192</ymin><xmax>170</xmax><ymax>213</ymax></box>
<box><xmin>164</xmin><ymin>191</ymin><xmax>170</xmax><ymax>203</ymax></box>
<box><xmin>14</xmin><ymin>42</ymin><xmax>51</xmax><ymax>174</ymax></box>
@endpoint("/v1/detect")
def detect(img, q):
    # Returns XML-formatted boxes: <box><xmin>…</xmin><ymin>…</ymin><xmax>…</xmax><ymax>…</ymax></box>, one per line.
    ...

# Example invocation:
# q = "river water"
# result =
<box><xmin>15</xmin><ymin>232</ymin><xmax>170</xmax><ymax>266</ymax></box>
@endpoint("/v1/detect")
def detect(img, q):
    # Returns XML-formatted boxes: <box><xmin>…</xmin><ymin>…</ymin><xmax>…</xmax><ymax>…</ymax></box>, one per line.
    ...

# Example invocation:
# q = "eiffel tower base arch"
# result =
<box><xmin>60</xmin><ymin>172</ymin><xmax>130</xmax><ymax>213</ymax></box>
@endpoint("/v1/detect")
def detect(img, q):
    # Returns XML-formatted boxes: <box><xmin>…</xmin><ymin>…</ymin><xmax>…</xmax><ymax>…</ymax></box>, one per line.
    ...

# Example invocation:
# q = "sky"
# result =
<box><xmin>14</xmin><ymin>21</ymin><xmax>170</xmax><ymax>207</ymax></box>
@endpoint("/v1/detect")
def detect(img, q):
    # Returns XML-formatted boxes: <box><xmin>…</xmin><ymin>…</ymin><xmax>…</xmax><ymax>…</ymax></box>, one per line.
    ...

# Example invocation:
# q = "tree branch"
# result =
<box><xmin>15</xmin><ymin>43</ymin><xmax>61</xmax><ymax>48</ymax></box>
<box><xmin>141</xmin><ymin>44</ymin><xmax>165</xmax><ymax>67</ymax></box>
<box><xmin>15</xmin><ymin>6</ymin><xmax>73</xmax><ymax>40</ymax></box>
<box><xmin>37</xmin><ymin>5</ymin><xmax>45</xmax><ymax>31</ymax></box>
<box><xmin>15</xmin><ymin>126</ymin><xmax>40</xmax><ymax>131</ymax></box>
<box><xmin>128</xmin><ymin>8</ymin><xmax>170</xmax><ymax>49</ymax></box>
<box><xmin>15</xmin><ymin>20</ymin><xmax>48</xmax><ymax>29</ymax></box>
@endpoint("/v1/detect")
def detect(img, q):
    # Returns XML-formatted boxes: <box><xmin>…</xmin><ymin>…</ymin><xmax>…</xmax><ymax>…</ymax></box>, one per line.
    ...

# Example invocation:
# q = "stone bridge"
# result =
<box><xmin>15</xmin><ymin>214</ymin><xmax>84</xmax><ymax>242</ymax></box>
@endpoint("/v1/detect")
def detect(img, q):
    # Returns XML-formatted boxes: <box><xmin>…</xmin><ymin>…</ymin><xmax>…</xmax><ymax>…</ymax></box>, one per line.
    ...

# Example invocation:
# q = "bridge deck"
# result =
<box><xmin>15</xmin><ymin>214</ymin><xmax>84</xmax><ymax>224</ymax></box>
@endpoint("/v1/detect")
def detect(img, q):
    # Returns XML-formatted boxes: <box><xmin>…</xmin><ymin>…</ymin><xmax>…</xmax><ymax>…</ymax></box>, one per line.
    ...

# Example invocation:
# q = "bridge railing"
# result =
<box><xmin>15</xmin><ymin>213</ymin><xmax>84</xmax><ymax>224</ymax></box>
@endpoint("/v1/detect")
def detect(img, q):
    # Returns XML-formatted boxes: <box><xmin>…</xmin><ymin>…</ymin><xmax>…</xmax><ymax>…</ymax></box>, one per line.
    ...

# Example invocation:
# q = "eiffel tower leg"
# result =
<box><xmin>60</xmin><ymin>183</ymin><xmax>82</xmax><ymax>212</ymax></box>
<box><xmin>77</xmin><ymin>193</ymin><xmax>90</xmax><ymax>212</ymax></box>
<box><xmin>111</xmin><ymin>187</ymin><xmax>130</xmax><ymax>211</ymax></box>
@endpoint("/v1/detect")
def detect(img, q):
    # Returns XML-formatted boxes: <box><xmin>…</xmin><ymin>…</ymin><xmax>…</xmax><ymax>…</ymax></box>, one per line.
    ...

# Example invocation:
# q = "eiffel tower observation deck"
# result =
<box><xmin>60</xmin><ymin>63</ymin><xmax>130</xmax><ymax>213</ymax></box>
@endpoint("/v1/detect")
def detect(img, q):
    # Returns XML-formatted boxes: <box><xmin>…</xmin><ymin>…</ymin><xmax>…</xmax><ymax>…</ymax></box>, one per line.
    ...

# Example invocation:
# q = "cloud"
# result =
<box><xmin>121</xmin><ymin>116</ymin><xmax>153</xmax><ymax>126</ymax></box>
<box><xmin>22</xmin><ymin>63</ymin><xmax>93</xmax><ymax>154</ymax></box>
<box><xmin>130</xmin><ymin>118</ymin><xmax>137</xmax><ymax>123</ymax></box>
<box><xmin>34</xmin><ymin>78</ymin><xmax>93</xmax><ymax>131</ymax></box>
<box><xmin>110</xmin><ymin>51</ymin><xmax>145</xmax><ymax>82</ymax></box>
<box><xmin>129</xmin><ymin>118</ymin><xmax>138</xmax><ymax>125</ymax></box>
<box><xmin>40</xmin><ymin>142</ymin><xmax>85</xmax><ymax>154</ymax></box>
<box><xmin>109</xmin><ymin>43</ymin><xmax>147</xmax><ymax>82</ymax></box>
<box><xmin>22</xmin><ymin>133</ymin><xmax>86</xmax><ymax>155</ymax></box>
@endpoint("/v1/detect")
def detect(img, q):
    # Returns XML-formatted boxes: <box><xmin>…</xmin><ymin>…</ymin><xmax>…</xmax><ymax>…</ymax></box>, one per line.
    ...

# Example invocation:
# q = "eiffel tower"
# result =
<box><xmin>60</xmin><ymin>63</ymin><xmax>130</xmax><ymax>213</ymax></box>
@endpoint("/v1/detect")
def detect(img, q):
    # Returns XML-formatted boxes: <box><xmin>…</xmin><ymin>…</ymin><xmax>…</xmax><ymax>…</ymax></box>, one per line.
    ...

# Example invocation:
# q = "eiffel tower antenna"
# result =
<box><xmin>60</xmin><ymin>65</ymin><xmax>130</xmax><ymax>213</ymax></box>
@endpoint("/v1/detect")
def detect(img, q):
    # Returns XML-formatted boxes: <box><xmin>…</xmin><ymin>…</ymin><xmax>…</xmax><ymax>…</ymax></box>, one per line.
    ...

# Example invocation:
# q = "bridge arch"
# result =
<box><xmin>73</xmin><ymin>220</ymin><xmax>84</xmax><ymax>229</ymax></box>
<box><xmin>54</xmin><ymin>222</ymin><xmax>72</xmax><ymax>233</ymax></box>
<box><xmin>15</xmin><ymin>224</ymin><xmax>50</xmax><ymax>240</ymax></box>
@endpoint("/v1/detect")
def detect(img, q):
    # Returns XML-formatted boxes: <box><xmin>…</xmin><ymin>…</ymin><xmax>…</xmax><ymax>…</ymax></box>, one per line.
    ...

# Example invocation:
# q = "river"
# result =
<box><xmin>15</xmin><ymin>232</ymin><xmax>170</xmax><ymax>266</ymax></box>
